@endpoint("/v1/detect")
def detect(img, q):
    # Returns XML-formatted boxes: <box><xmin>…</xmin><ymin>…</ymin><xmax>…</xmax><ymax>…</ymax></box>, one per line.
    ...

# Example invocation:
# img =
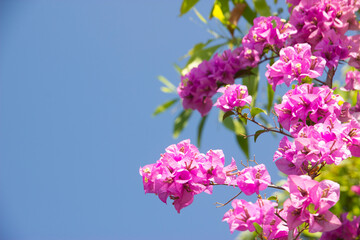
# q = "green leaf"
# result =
<box><xmin>180</xmin><ymin>0</ymin><xmax>199</xmax><ymax>16</ymax></box>
<box><xmin>223</xmin><ymin>111</ymin><xmax>235</xmax><ymax>121</ymax></box>
<box><xmin>253</xmin><ymin>0</ymin><xmax>271</xmax><ymax>16</ymax></box>
<box><xmin>267</xmin><ymin>82</ymin><xmax>274</xmax><ymax>112</ymax></box>
<box><xmin>173</xmin><ymin>109</ymin><xmax>193</xmax><ymax>138</ymax></box>
<box><xmin>267</xmin><ymin>196</ymin><xmax>277</xmax><ymax>201</ymax></box>
<box><xmin>235</xmin><ymin>119</ymin><xmax>249</xmax><ymax>158</ymax></box>
<box><xmin>242</xmin><ymin>2</ymin><xmax>257</xmax><ymax>24</ymax></box>
<box><xmin>161</xmin><ymin>86</ymin><xmax>174</xmax><ymax>93</ymax></box>
<box><xmin>250</xmin><ymin>107</ymin><xmax>267</xmax><ymax>118</ymax></box>
<box><xmin>209</xmin><ymin>0</ymin><xmax>230</xmax><ymax>24</ymax></box>
<box><xmin>236</xmin><ymin>134</ymin><xmax>249</xmax><ymax>159</ymax></box>
<box><xmin>153</xmin><ymin>99</ymin><xmax>178</xmax><ymax>116</ymax></box>
<box><xmin>252</xmin><ymin>222</ymin><xmax>263</xmax><ymax>234</ymax></box>
<box><xmin>158</xmin><ymin>75</ymin><xmax>176</xmax><ymax>92</ymax></box>
<box><xmin>186</xmin><ymin>43</ymin><xmax>223</xmax><ymax>66</ymax></box>
<box><xmin>173</xmin><ymin>63</ymin><xmax>182</xmax><ymax>75</ymax></box>
<box><xmin>254</xmin><ymin>129</ymin><xmax>266</xmax><ymax>142</ymax></box>
<box><xmin>242</xmin><ymin>67</ymin><xmax>259</xmax><ymax>107</ymax></box>
<box><xmin>182</xmin><ymin>41</ymin><xmax>224</xmax><ymax>75</ymax></box>
<box><xmin>193</xmin><ymin>8</ymin><xmax>207</xmax><ymax>24</ymax></box>
<box><xmin>197</xmin><ymin>116</ymin><xmax>208</xmax><ymax>147</ymax></box>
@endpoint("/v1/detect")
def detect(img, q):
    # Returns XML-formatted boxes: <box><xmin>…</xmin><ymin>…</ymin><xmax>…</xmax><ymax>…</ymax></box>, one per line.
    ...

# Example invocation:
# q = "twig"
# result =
<box><xmin>268</xmin><ymin>184</ymin><xmax>285</xmax><ymax>191</ymax></box>
<box><xmin>275</xmin><ymin>212</ymin><xmax>287</xmax><ymax>223</ymax></box>
<box><xmin>326</xmin><ymin>67</ymin><xmax>336</xmax><ymax>88</ymax></box>
<box><xmin>215</xmin><ymin>191</ymin><xmax>242</xmax><ymax>208</ymax></box>
<box><xmin>259</xmin><ymin>55</ymin><xmax>279</xmax><ymax>65</ymax></box>
<box><xmin>239</xmin><ymin>113</ymin><xmax>294</xmax><ymax>138</ymax></box>
<box><xmin>313</xmin><ymin>78</ymin><xmax>326</xmax><ymax>85</ymax></box>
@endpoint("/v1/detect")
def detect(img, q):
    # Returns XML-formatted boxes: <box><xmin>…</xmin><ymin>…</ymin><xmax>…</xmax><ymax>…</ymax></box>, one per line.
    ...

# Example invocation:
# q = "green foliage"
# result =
<box><xmin>266</xmin><ymin>82</ymin><xmax>274</xmax><ymax>112</ymax></box>
<box><xmin>197</xmin><ymin>116</ymin><xmax>208</xmax><ymax>147</ymax></box>
<box><xmin>254</xmin><ymin>129</ymin><xmax>266</xmax><ymax>142</ymax></box>
<box><xmin>219</xmin><ymin>111</ymin><xmax>250</xmax><ymax>158</ymax></box>
<box><xmin>153</xmin><ymin>99</ymin><xmax>178</xmax><ymax>116</ymax></box>
<box><xmin>253</xmin><ymin>222</ymin><xmax>263</xmax><ymax>235</ymax></box>
<box><xmin>242</xmin><ymin>67</ymin><xmax>259</xmax><ymax>107</ymax></box>
<box><xmin>173</xmin><ymin>109</ymin><xmax>193</xmax><ymax>138</ymax></box>
<box><xmin>250</xmin><ymin>107</ymin><xmax>267</xmax><ymax>118</ymax></box>
<box><xmin>253</xmin><ymin>0</ymin><xmax>271</xmax><ymax>16</ymax></box>
<box><xmin>158</xmin><ymin>75</ymin><xmax>177</xmax><ymax>94</ymax></box>
<box><xmin>180</xmin><ymin>0</ymin><xmax>200</xmax><ymax>16</ymax></box>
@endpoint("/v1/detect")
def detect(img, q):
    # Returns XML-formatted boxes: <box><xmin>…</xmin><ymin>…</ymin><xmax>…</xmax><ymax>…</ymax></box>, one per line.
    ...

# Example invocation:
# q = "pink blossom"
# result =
<box><xmin>343</xmin><ymin>70</ymin><xmax>360</xmax><ymax>91</ymax></box>
<box><xmin>222</xmin><ymin>199</ymin><xmax>261</xmax><ymax>233</ymax></box>
<box><xmin>351</xmin><ymin>185</ymin><xmax>360</xmax><ymax>195</ymax></box>
<box><xmin>214</xmin><ymin>84</ymin><xmax>252</xmax><ymax>112</ymax></box>
<box><xmin>266</xmin><ymin>44</ymin><xmax>326</xmax><ymax>90</ymax></box>
<box><xmin>236</xmin><ymin>164</ymin><xmax>271</xmax><ymax>195</ymax></box>
<box><xmin>320</xmin><ymin>213</ymin><xmax>360</xmax><ymax>239</ymax></box>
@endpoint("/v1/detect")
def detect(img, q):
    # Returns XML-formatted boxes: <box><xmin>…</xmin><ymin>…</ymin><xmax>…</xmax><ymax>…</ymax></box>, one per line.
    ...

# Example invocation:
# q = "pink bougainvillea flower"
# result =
<box><xmin>320</xmin><ymin>213</ymin><xmax>360</xmax><ymax>239</ymax></box>
<box><xmin>222</xmin><ymin>199</ymin><xmax>261</xmax><ymax>233</ymax></box>
<box><xmin>351</xmin><ymin>185</ymin><xmax>360</xmax><ymax>195</ymax></box>
<box><xmin>308</xmin><ymin>210</ymin><xmax>341</xmax><ymax>233</ymax></box>
<box><xmin>343</xmin><ymin>70</ymin><xmax>360</xmax><ymax>91</ymax></box>
<box><xmin>236</xmin><ymin>164</ymin><xmax>271</xmax><ymax>195</ymax></box>
<box><xmin>266</xmin><ymin>44</ymin><xmax>326</xmax><ymax>90</ymax></box>
<box><xmin>214</xmin><ymin>84</ymin><xmax>252</xmax><ymax>112</ymax></box>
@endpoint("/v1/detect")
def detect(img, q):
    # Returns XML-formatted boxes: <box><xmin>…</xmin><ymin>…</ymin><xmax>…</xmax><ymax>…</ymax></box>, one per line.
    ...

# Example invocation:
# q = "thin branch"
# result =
<box><xmin>294</xmin><ymin>223</ymin><xmax>308</xmax><ymax>240</ymax></box>
<box><xmin>268</xmin><ymin>184</ymin><xmax>285</xmax><ymax>191</ymax></box>
<box><xmin>215</xmin><ymin>191</ymin><xmax>242</xmax><ymax>208</ymax></box>
<box><xmin>239</xmin><ymin>113</ymin><xmax>294</xmax><ymax>138</ymax></box>
<box><xmin>259</xmin><ymin>55</ymin><xmax>279</xmax><ymax>65</ymax></box>
<box><xmin>275</xmin><ymin>212</ymin><xmax>287</xmax><ymax>223</ymax></box>
<box><xmin>313</xmin><ymin>78</ymin><xmax>326</xmax><ymax>85</ymax></box>
<box><xmin>326</xmin><ymin>67</ymin><xmax>336</xmax><ymax>88</ymax></box>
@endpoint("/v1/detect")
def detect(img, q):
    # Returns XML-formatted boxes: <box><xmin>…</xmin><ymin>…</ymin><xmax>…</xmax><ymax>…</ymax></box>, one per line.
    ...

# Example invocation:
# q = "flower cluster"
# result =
<box><xmin>272</xmin><ymin>84</ymin><xmax>359</xmax><ymax>174</ymax></box>
<box><xmin>140</xmin><ymin>140</ymin><xmax>274</xmax><ymax>212</ymax></box>
<box><xmin>223</xmin><ymin>199</ymin><xmax>288</xmax><ymax>239</ymax></box>
<box><xmin>214</xmin><ymin>84</ymin><xmax>252</xmax><ymax>112</ymax></box>
<box><xmin>274</xmin><ymin>84</ymin><xmax>342</xmax><ymax>131</ymax></box>
<box><xmin>140</xmin><ymin>140</ymin><xmax>229</xmax><ymax>212</ymax></box>
<box><xmin>283</xmin><ymin>175</ymin><xmax>341</xmax><ymax>233</ymax></box>
<box><xmin>288</xmin><ymin>0</ymin><xmax>360</xmax><ymax>68</ymax></box>
<box><xmin>178</xmin><ymin>16</ymin><xmax>296</xmax><ymax>116</ymax></box>
<box><xmin>236</xmin><ymin>164</ymin><xmax>271</xmax><ymax>195</ymax></box>
<box><xmin>265</xmin><ymin>44</ymin><xmax>326</xmax><ymax>90</ymax></box>
<box><xmin>319</xmin><ymin>213</ymin><xmax>360</xmax><ymax>239</ymax></box>
<box><xmin>242</xmin><ymin>16</ymin><xmax>297</xmax><ymax>54</ymax></box>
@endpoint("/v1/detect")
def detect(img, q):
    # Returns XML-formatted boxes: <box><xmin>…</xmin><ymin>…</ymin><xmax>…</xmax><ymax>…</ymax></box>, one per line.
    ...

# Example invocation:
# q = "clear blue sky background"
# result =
<box><xmin>0</xmin><ymin>1</ymin><xmax>292</xmax><ymax>240</ymax></box>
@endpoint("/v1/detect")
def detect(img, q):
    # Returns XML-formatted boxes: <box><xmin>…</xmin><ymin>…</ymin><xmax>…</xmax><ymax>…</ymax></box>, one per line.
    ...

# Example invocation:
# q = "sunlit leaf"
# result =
<box><xmin>153</xmin><ymin>99</ymin><xmax>179</xmax><ymax>116</ymax></box>
<box><xmin>197</xmin><ymin>116</ymin><xmax>208</xmax><ymax>147</ymax></box>
<box><xmin>253</xmin><ymin>222</ymin><xmax>263</xmax><ymax>234</ymax></box>
<box><xmin>173</xmin><ymin>109</ymin><xmax>193</xmax><ymax>138</ymax></box>
<box><xmin>210</xmin><ymin>0</ymin><xmax>230</xmax><ymax>24</ymax></box>
<box><xmin>180</xmin><ymin>0</ymin><xmax>199</xmax><ymax>16</ymax></box>
<box><xmin>267</xmin><ymin>82</ymin><xmax>274</xmax><ymax>112</ymax></box>
<box><xmin>193</xmin><ymin>8</ymin><xmax>207</xmax><ymax>23</ymax></box>
<box><xmin>158</xmin><ymin>75</ymin><xmax>176</xmax><ymax>92</ymax></box>
<box><xmin>250</xmin><ymin>107</ymin><xmax>267</xmax><ymax>118</ymax></box>
<box><xmin>161</xmin><ymin>86</ymin><xmax>174</xmax><ymax>93</ymax></box>
<box><xmin>268</xmin><ymin>196</ymin><xmax>277</xmax><ymax>201</ymax></box>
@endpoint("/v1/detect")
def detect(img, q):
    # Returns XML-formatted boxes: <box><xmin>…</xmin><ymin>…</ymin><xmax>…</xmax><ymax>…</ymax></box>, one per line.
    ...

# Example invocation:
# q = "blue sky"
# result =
<box><xmin>0</xmin><ymin>1</ymin><xmax>288</xmax><ymax>240</ymax></box>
